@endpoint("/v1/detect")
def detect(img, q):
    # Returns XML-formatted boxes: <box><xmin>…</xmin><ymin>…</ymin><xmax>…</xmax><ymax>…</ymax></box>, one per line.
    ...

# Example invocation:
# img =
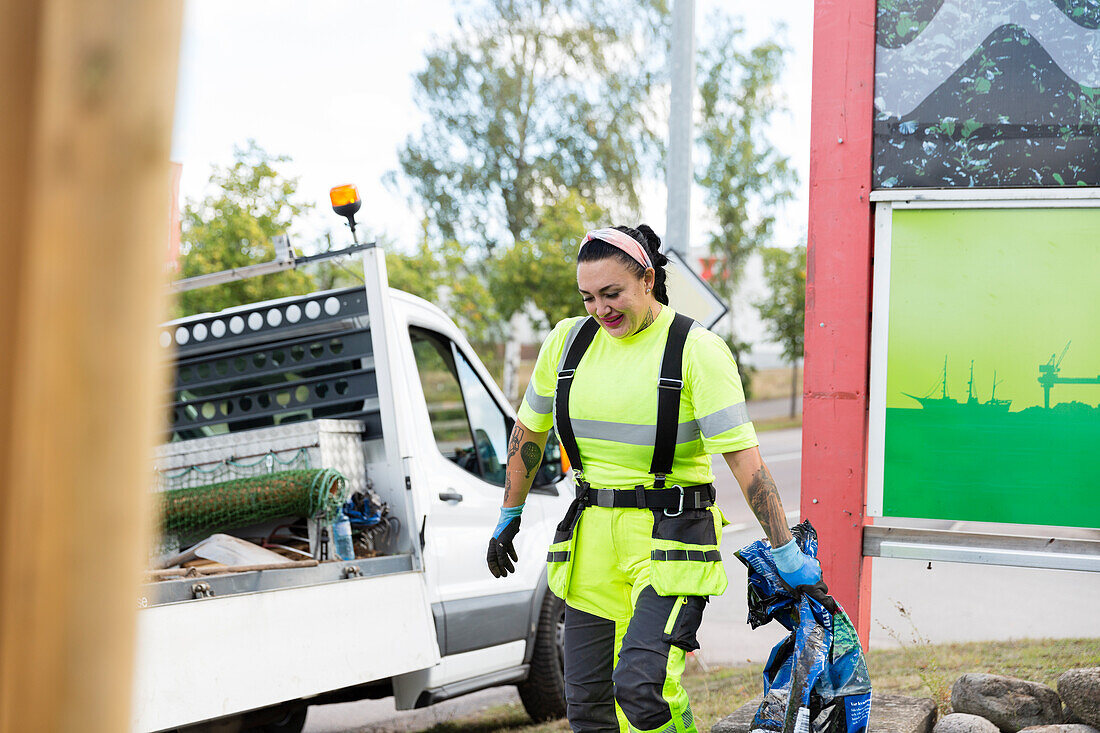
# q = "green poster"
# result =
<box><xmin>881</xmin><ymin>206</ymin><xmax>1100</xmax><ymax>528</ymax></box>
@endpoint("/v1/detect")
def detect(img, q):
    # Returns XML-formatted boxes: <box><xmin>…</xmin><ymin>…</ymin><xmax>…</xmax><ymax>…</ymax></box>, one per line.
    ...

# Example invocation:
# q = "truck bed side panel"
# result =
<box><xmin>131</xmin><ymin>571</ymin><xmax>440</xmax><ymax>732</ymax></box>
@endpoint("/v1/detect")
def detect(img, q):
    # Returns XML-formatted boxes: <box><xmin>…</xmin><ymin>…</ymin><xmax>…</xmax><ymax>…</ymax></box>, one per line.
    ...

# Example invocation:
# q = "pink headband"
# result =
<box><xmin>579</xmin><ymin>228</ymin><xmax>654</xmax><ymax>271</ymax></box>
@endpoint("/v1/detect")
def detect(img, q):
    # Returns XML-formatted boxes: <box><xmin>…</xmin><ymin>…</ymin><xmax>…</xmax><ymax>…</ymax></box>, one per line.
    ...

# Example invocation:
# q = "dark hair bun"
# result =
<box><xmin>635</xmin><ymin>224</ymin><xmax>667</xmax><ymax>268</ymax></box>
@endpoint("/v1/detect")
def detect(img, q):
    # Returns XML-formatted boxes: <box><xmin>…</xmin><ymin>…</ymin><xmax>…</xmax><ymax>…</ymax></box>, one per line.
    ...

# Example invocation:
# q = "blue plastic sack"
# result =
<box><xmin>342</xmin><ymin>490</ymin><xmax>383</xmax><ymax>529</ymax></box>
<box><xmin>735</xmin><ymin>521</ymin><xmax>872</xmax><ymax>733</ymax></box>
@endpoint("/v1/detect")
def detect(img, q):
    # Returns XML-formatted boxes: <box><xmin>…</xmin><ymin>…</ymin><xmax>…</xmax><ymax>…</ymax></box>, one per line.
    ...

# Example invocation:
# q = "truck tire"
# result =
<box><xmin>244</xmin><ymin>704</ymin><xmax>307</xmax><ymax>733</ymax></box>
<box><xmin>517</xmin><ymin>590</ymin><xmax>567</xmax><ymax>721</ymax></box>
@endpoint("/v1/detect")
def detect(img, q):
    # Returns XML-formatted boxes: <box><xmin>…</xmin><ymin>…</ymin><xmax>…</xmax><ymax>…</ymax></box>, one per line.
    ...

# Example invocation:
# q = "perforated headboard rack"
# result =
<box><xmin>161</xmin><ymin>287</ymin><xmax>381</xmax><ymax>442</ymax></box>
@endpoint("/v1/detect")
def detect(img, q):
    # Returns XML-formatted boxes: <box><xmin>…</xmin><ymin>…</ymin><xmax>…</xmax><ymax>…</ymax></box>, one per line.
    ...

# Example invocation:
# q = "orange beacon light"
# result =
<box><xmin>330</xmin><ymin>184</ymin><xmax>362</xmax><ymax>242</ymax></box>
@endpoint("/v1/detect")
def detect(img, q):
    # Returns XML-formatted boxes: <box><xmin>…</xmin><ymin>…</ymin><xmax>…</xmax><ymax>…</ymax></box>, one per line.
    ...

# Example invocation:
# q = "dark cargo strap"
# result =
<box><xmin>576</xmin><ymin>483</ymin><xmax>715</xmax><ymax>510</ymax></box>
<box><xmin>651</xmin><ymin>548</ymin><xmax>723</xmax><ymax>563</ymax></box>
<box><xmin>555</xmin><ymin>317</ymin><xmax>600</xmax><ymax>475</ymax></box>
<box><xmin>547</xmin><ymin>550</ymin><xmax>571</xmax><ymax>562</ymax></box>
<box><xmin>650</xmin><ymin>312</ymin><xmax>694</xmax><ymax>483</ymax></box>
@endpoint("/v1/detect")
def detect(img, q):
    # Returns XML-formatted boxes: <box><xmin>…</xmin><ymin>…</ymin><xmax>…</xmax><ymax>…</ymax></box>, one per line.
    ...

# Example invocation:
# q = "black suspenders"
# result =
<box><xmin>555</xmin><ymin>317</ymin><xmax>600</xmax><ymax>477</ymax></box>
<box><xmin>555</xmin><ymin>312</ymin><xmax>695</xmax><ymax>488</ymax></box>
<box><xmin>650</xmin><ymin>312</ymin><xmax>693</xmax><ymax>486</ymax></box>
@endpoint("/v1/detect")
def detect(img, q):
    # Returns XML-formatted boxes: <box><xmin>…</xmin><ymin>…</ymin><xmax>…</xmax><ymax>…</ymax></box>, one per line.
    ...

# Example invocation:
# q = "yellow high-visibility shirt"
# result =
<box><xmin>517</xmin><ymin>306</ymin><xmax>758</xmax><ymax>489</ymax></box>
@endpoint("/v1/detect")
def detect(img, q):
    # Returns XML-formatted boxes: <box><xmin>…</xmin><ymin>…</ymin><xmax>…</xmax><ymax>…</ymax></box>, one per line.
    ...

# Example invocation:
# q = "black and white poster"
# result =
<box><xmin>874</xmin><ymin>0</ymin><xmax>1100</xmax><ymax>188</ymax></box>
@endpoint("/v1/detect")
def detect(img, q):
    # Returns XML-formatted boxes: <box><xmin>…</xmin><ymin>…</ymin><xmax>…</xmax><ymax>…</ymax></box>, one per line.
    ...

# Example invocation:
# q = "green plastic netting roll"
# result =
<box><xmin>160</xmin><ymin>468</ymin><xmax>346</xmax><ymax>539</ymax></box>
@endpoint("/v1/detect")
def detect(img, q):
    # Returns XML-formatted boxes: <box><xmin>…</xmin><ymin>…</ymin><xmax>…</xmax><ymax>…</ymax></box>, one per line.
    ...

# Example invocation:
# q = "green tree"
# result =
<box><xmin>383</xmin><ymin>222</ymin><xmax>505</xmax><ymax>348</ymax></box>
<box><xmin>309</xmin><ymin>228</ymin><xmax>404</xmax><ymax>292</ymax></box>
<box><xmin>385</xmin><ymin>237</ymin><xmax>444</xmax><ymax>302</ymax></box>
<box><xmin>756</xmin><ymin>244</ymin><xmax>806</xmax><ymax>417</ymax></box>
<box><xmin>175</xmin><ymin>141</ymin><xmax>314</xmax><ymax>317</ymax></box>
<box><xmin>491</xmin><ymin>191</ymin><xmax>605</xmax><ymax>331</ymax></box>
<box><xmin>695</xmin><ymin>16</ymin><xmax>797</xmax><ymax>299</ymax></box>
<box><xmin>397</xmin><ymin>0</ymin><xmax>668</xmax><ymax>251</ymax></box>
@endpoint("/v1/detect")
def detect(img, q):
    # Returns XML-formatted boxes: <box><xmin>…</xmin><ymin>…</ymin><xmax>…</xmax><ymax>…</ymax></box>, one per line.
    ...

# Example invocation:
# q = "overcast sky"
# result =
<box><xmin>171</xmin><ymin>0</ymin><xmax>813</xmax><ymax>357</ymax></box>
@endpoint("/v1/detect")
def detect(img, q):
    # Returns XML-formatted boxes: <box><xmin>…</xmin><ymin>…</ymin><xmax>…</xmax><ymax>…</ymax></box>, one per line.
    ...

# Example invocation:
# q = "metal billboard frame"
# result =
<box><xmin>864</xmin><ymin>188</ymin><xmax>1100</xmax><ymax>572</ymax></box>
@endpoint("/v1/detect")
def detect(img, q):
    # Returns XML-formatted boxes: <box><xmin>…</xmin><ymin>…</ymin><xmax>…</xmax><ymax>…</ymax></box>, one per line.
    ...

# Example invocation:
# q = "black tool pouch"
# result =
<box><xmin>546</xmin><ymin>498</ymin><xmax>585</xmax><ymax>599</ymax></box>
<box><xmin>649</xmin><ymin>506</ymin><xmax>729</xmax><ymax>597</ymax></box>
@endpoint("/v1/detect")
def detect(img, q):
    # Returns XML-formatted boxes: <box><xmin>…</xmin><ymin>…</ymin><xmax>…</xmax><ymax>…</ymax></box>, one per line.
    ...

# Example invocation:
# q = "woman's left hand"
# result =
<box><xmin>486</xmin><ymin>508</ymin><xmax>522</xmax><ymax>578</ymax></box>
<box><xmin>772</xmin><ymin>537</ymin><xmax>822</xmax><ymax>588</ymax></box>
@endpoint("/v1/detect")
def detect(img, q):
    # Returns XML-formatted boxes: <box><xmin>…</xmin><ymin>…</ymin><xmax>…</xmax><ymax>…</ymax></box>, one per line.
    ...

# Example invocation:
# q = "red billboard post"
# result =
<box><xmin>802</xmin><ymin>0</ymin><xmax>877</xmax><ymax>647</ymax></box>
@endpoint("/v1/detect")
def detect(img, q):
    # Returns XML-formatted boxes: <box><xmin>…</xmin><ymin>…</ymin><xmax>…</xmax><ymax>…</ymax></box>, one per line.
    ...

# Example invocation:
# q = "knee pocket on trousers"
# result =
<box><xmin>662</xmin><ymin>595</ymin><xmax>707</xmax><ymax>652</ymax></box>
<box><xmin>612</xmin><ymin>655</ymin><xmax>671</xmax><ymax>732</ymax></box>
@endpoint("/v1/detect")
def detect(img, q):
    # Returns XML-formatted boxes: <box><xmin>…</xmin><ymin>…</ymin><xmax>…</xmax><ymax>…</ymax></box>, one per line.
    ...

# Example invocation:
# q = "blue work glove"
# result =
<box><xmin>486</xmin><ymin>504</ymin><xmax>523</xmax><ymax>578</ymax></box>
<box><xmin>772</xmin><ymin>537</ymin><xmax>823</xmax><ymax>588</ymax></box>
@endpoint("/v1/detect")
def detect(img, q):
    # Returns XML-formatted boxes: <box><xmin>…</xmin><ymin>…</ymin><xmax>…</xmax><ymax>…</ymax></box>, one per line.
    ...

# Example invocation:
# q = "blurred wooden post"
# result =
<box><xmin>0</xmin><ymin>1</ymin><xmax>182</xmax><ymax>731</ymax></box>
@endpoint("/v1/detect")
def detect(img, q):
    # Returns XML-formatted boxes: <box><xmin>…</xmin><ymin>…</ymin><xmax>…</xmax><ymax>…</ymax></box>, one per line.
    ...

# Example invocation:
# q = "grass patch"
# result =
<box><xmin>865</xmin><ymin>637</ymin><xmax>1100</xmax><ymax>716</ymax></box>
<box><xmin>749</xmin><ymin>367</ymin><xmax>801</xmax><ymax>402</ymax></box>
<box><xmin>754</xmin><ymin>415</ymin><xmax>802</xmax><ymax>432</ymax></box>
<box><xmin>404</xmin><ymin>638</ymin><xmax>1100</xmax><ymax>733</ymax></box>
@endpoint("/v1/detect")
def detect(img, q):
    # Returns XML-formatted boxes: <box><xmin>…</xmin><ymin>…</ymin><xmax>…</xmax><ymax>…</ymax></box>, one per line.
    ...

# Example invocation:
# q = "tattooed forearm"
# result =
<box><xmin>520</xmin><ymin>442</ymin><xmax>542</xmax><ymax>477</ymax></box>
<box><xmin>745</xmin><ymin>466</ymin><xmax>792</xmax><ymax>547</ymax></box>
<box><xmin>502</xmin><ymin>421</ymin><xmax>551</xmax><ymax>506</ymax></box>
<box><xmin>503</xmin><ymin>425</ymin><xmax>526</xmax><ymax>503</ymax></box>
<box><xmin>508</xmin><ymin>424</ymin><xmax>524</xmax><ymax>461</ymax></box>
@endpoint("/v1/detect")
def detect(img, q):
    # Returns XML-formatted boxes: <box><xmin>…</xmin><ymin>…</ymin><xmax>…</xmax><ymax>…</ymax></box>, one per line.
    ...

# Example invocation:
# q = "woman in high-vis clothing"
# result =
<box><xmin>486</xmin><ymin>225</ymin><xmax>823</xmax><ymax>733</ymax></box>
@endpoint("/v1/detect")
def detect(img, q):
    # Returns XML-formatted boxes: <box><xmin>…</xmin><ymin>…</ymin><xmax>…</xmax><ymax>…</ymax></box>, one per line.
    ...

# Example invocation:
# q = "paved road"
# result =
<box><xmin>697</xmin><ymin>427</ymin><xmax>806</xmax><ymax>665</ymax></box>
<box><xmin>305</xmin><ymin>425</ymin><xmax>1100</xmax><ymax>731</ymax></box>
<box><xmin>743</xmin><ymin>395</ymin><xmax>802</xmax><ymax>422</ymax></box>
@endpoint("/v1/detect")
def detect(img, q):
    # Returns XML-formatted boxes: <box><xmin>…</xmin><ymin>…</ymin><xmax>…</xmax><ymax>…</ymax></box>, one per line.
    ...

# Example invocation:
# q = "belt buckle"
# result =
<box><xmin>664</xmin><ymin>484</ymin><xmax>684</xmax><ymax>517</ymax></box>
<box><xmin>573</xmin><ymin>471</ymin><xmax>590</xmax><ymax>504</ymax></box>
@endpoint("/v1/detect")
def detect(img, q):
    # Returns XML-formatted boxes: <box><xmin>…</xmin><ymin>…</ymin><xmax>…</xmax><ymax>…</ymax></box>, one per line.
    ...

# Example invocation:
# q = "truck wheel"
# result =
<box><xmin>244</xmin><ymin>704</ymin><xmax>307</xmax><ymax>733</ymax></box>
<box><xmin>517</xmin><ymin>589</ymin><xmax>567</xmax><ymax>721</ymax></box>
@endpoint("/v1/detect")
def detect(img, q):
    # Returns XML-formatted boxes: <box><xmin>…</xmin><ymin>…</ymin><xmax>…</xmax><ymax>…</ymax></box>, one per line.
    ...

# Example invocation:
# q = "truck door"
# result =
<box><xmin>408</xmin><ymin>327</ymin><xmax>545</xmax><ymax>655</ymax></box>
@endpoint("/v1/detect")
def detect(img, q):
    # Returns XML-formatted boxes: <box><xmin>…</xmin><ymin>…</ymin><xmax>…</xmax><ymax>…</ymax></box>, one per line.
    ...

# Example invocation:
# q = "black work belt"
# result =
<box><xmin>576</xmin><ymin>483</ymin><xmax>716</xmax><ymax>511</ymax></box>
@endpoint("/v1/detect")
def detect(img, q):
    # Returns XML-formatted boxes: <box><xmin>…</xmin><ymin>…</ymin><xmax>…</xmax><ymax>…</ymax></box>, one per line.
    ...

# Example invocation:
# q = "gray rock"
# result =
<box><xmin>1058</xmin><ymin>669</ymin><xmax>1100</xmax><ymax>729</ymax></box>
<box><xmin>952</xmin><ymin>674</ymin><xmax>1063</xmax><ymax>732</ymax></box>
<box><xmin>710</xmin><ymin>693</ymin><xmax>936</xmax><ymax>733</ymax></box>
<box><xmin>873</xmin><ymin>694</ymin><xmax>940</xmax><ymax>733</ymax></box>
<box><xmin>1017</xmin><ymin>726</ymin><xmax>1100</xmax><ymax>733</ymax></box>
<box><xmin>711</xmin><ymin>696</ymin><xmax>760</xmax><ymax>733</ymax></box>
<box><xmin>934</xmin><ymin>713</ymin><xmax>1001</xmax><ymax>733</ymax></box>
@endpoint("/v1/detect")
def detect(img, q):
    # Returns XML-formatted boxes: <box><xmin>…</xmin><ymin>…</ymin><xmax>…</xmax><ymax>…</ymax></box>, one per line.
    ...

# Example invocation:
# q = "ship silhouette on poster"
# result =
<box><xmin>903</xmin><ymin>357</ymin><xmax>1012</xmax><ymax>414</ymax></box>
<box><xmin>884</xmin><ymin>344</ymin><xmax>1099</xmax><ymax>527</ymax></box>
<box><xmin>900</xmin><ymin>345</ymin><xmax>1099</xmax><ymax>417</ymax></box>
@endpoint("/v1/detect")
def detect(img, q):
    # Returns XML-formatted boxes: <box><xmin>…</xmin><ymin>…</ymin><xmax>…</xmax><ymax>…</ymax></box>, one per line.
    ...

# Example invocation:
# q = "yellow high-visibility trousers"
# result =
<box><xmin>560</xmin><ymin>506</ymin><xmax>710</xmax><ymax>733</ymax></box>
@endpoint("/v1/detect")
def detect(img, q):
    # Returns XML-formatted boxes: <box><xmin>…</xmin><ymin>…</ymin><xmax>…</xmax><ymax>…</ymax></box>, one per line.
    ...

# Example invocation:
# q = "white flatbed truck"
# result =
<box><xmin>134</xmin><ymin>201</ymin><xmax>571</xmax><ymax>732</ymax></box>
